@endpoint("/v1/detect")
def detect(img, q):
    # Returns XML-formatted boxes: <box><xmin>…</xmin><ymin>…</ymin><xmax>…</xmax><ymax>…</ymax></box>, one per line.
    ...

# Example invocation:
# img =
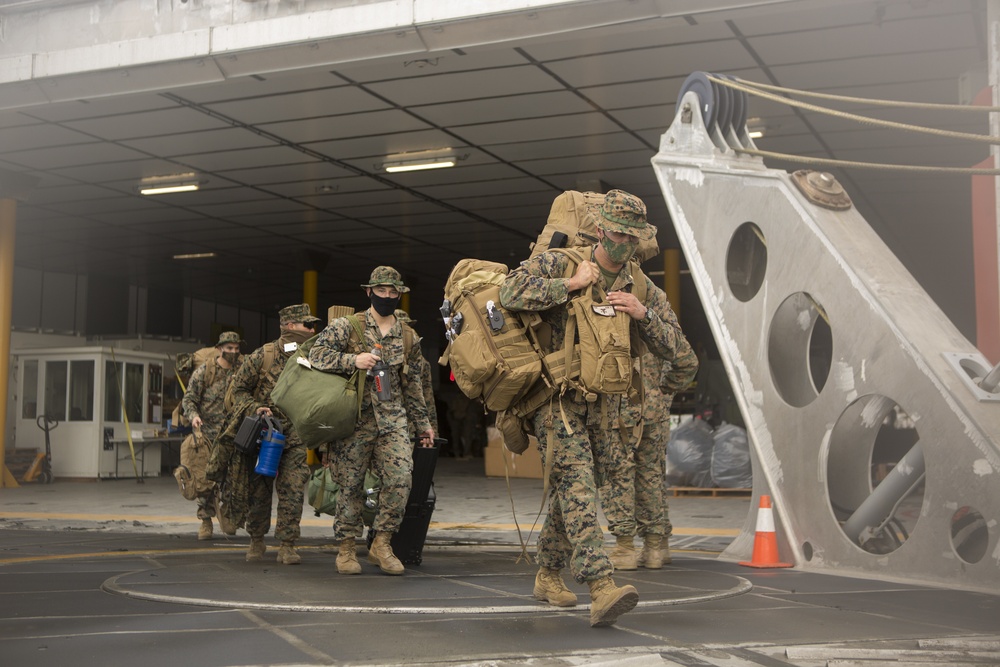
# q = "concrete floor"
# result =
<box><xmin>0</xmin><ymin>458</ymin><xmax>998</xmax><ymax>666</ymax></box>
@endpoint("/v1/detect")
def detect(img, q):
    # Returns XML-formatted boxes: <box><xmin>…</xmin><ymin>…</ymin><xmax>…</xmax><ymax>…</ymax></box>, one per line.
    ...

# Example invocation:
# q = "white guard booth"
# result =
<box><xmin>12</xmin><ymin>347</ymin><xmax>172</xmax><ymax>479</ymax></box>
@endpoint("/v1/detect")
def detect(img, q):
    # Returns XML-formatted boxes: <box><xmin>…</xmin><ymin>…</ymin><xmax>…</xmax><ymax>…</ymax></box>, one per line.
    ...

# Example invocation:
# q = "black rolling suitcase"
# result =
<box><xmin>367</xmin><ymin>439</ymin><xmax>443</xmax><ymax>565</ymax></box>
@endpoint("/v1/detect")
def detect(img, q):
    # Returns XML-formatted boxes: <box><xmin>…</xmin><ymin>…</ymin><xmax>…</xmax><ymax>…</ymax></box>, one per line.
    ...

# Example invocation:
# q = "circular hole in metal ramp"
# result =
<box><xmin>951</xmin><ymin>506</ymin><xmax>990</xmax><ymax>564</ymax></box>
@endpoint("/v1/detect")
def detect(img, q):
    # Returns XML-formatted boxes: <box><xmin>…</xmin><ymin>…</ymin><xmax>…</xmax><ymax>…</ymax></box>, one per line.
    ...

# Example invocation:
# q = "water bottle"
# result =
<box><xmin>366</xmin><ymin>344</ymin><xmax>382</xmax><ymax>377</ymax></box>
<box><xmin>254</xmin><ymin>429</ymin><xmax>285</xmax><ymax>477</ymax></box>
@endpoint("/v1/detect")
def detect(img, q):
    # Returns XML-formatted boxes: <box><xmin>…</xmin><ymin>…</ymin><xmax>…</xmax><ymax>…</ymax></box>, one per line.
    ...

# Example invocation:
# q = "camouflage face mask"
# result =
<box><xmin>600</xmin><ymin>234</ymin><xmax>639</xmax><ymax>265</ymax></box>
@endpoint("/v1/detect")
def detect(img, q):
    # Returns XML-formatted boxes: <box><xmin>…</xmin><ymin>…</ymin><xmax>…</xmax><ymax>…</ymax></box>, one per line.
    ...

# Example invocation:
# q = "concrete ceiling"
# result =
<box><xmin>0</xmin><ymin>0</ymin><xmax>987</xmax><ymax>343</ymax></box>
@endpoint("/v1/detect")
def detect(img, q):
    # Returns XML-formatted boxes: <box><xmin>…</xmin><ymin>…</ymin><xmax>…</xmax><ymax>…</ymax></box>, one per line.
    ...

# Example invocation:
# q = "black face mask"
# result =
<box><xmin>370</xmin><ymin>293</ymin><xmax>400</xmax><ymax>317</ymax></box>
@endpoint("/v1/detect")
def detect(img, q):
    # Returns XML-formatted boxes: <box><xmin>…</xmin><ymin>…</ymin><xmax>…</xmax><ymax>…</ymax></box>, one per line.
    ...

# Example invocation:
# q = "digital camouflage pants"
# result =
<box><xmin>599</xmin><ymin>420</ymin><xmax>673</xmax><ymax>538</ymax></box>
<box><xmin>531</xmin><ymin>403</ymin><xmax>619</xmax><ymax>584</ymax></box>
<box><xmin>245</xmin><ymin>444</ymin><xmax>310</xmax><ymax>543</ymax></box>
<box><xmin>634</xmin><ymin>420</ymin><xmax>673</xmax><ymax>537</ymax></box>
<box><xmin>329</xmin><ymin>414</ymin><xmax>413</xmax><ymax>540</ymax></box>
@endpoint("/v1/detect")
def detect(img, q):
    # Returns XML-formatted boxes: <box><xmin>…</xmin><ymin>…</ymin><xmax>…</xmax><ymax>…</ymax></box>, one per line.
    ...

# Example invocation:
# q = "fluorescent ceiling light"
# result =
<box><xmin>139</xmin><ymin>172</ymin><xmax>200</xmax><ymax>196</ymax></box>
<box><xmin>173</xmin><ymin>252</ymin><xmax>216</xmax><ymax>260</ymax></box>
<box><xmin>748</xmin><ymin>130</ymin><xmax>764</xmax><ymax>139</ymax></box>
<box><xmin>141</xmin><ymin>183</ymin><xmax>200</xmax><ymax>195</ymax></box>
<box><xmin>384</xmin><ymin>158</ymin><xmax>456</xmax><ymax>173</ymax></box>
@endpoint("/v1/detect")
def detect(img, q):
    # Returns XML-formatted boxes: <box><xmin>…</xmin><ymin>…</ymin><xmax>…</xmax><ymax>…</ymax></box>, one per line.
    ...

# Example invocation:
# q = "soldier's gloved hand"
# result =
<box><xmin>567</xmin><ymin>260</ymin><xmax>600</xmax><ymax>292</ymax></box>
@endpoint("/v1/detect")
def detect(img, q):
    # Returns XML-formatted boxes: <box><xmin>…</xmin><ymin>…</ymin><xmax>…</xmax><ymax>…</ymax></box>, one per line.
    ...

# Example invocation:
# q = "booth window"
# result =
<box><xmin>44</xmin><ymin>361</ymin><xmax>68</xmax><ymax>421</ymax></box>
<box><xmin>21</xmin><ymin>360</ymin><xmax>38</xmax><ymax>419</ymax></box>
<box><xmin>69</xmin><ymin>360</ymin><xmax>94</xmax><ymax>421</ymax></box>
<box><xmin>104</xmin><ymin>361</ymin><xmax>144</xmax><ymax>423</ymax></box>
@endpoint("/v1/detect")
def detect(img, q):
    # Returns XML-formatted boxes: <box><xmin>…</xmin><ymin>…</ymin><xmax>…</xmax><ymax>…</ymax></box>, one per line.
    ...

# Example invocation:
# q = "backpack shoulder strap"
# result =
<box><xmin>630</xmin><ymin>262</ymin><xmax>649</xmax><ymax>304</ymax></box>
<box><xmin>345</xmin><ymin>315</ymin><xmax>365</xmax><ymax>354</ymax></box>
<box><xmin>394</xmin><ymin>321</ymin><xmax>417</xmax><ymax>381</ymax></box>
<box><xmin>261</xmin><ymin>341</ymin><xmax>278</xmax><ymax>376</ymax></box>
<box><xmin>204</xmin><ymin>358</ymin><xmax>217</xmax><ymax>386</ymax></box>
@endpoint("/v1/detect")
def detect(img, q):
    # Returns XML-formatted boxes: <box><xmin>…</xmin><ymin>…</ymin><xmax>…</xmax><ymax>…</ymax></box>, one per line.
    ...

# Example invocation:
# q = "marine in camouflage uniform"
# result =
<box><xmin>180</xmin><ymin>331</ymin><xmax>244</xmax><ymax>539</ymax></box>
<box><xmin>395</xmin><ymin>309</ymin><xmax>440</xmax><ymax>440</ymax></box>
<box><xmin>601</xmin><ymin>349</ymin><xmax>698</xmax><ymax>570</ymax></box>
<box><xmin>309</xmin><ymin>268</ymin><xmax>434</xmax><ymax>576</ymax></box>
<box><xmin>229</xmin><ymin>304</ymin><xmax>320</xmax><ymax>565</ymax></box>
<box><xmin>499</xmin><ymin>189</ymin><xmax>688</xmax><ymax>627</ymax></box>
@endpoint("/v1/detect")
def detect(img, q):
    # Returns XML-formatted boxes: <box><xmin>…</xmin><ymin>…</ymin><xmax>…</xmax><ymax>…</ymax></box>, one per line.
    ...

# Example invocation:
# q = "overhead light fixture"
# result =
<box><xmin>746</xmin><ymin>117</ymin><xmax>772</xmax><ymax>140</ymax></box>
<box><xmin>173</xmin><ymin>252</ymin><xmax>217</xmax><ymax>260</ymax></box>
<box><xmin>384</xmin><ymin>158</ymin><xmax>456</xmax><ymax>173</ymax></box>
<box><xmin>139</xmin><ymin>172</ymin><xmax>200</xmax><ymax>196</ymax></box>
<box><xmin>380</xmin><ymin>149</ymin><xmax>462</xmax><ymax>173</ymax></box>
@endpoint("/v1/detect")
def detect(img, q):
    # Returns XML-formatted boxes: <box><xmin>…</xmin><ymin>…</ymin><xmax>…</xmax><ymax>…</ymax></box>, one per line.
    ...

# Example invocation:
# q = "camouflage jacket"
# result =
<box><xmin>181</xmin><ymin>360</ymin><xmax>237</xmax><ymax>442</ymax></box>
<box><xmin>307</xmin><ymin>310</ymin><xmax>432</xmax><ymax>436</ymax></box>
<box><xmin>228</xmin><ymin>339</ymin><xmax>303</xmax><ymax>447</ymax></box>
<box><xmin>499</xmin><ymin>248</ymin><xmax>689</xmax><ymax>423</ymax></box>
<box><xmin>621</xmin><ymin>349</ymin><xmax>699</xmax><ymax>427</ymax></box>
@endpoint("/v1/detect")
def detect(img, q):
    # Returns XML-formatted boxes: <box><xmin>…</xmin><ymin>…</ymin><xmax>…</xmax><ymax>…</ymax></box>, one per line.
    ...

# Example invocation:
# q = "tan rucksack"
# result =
<box><xmin>440</xmin><ymin>259</ymin><xmax>544</xmax><ymax>412</ymax></box>
<box><xmin>530</xmin><ymin>190</ymin><xmax>660</xmax><ymax>263</ymax></box>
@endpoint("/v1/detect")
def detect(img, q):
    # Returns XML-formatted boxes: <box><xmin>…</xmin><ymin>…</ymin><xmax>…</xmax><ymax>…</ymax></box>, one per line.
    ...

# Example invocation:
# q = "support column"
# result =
<box><xmin>0</xmin><ymin>199</ymin><xmax>16</xmax><ymax>487</ymax></box>
<box><xmin>303</xmin><ymin>270</ymin><xmax>318</xmax><ymax>317</ymax></box>
<box><xmin>663</xmin><ymin>248</ymin><xmax>682</xmax><ymax>325</ymax></box>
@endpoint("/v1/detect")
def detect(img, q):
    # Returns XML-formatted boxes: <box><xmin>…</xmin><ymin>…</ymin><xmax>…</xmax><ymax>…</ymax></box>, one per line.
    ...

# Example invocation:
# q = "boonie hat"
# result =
<box><xmin>597</xmin><ymin>189</ymin><xmax>656</xmax><ymax>241</ymax></box>
<box><xmin>216</xmin><ymin>331</ymin><xmax>245</xmax><ymax>346</ymax></box>
<box><xmin>279</xmin><ymin>303</ymin><xmax>323</xmax><ymax>325</ymax></box>
<box><xmin>361</xmin><ymin>266</ymin><xmax>410</xmax><ymax>293</ymax></box>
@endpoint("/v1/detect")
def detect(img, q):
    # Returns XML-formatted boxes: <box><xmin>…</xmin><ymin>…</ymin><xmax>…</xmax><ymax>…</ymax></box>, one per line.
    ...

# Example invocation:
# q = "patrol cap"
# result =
<box><xmin>597</xmin><ymin>189</ymin><xmax>656</xmax><ymax>241</ymax></box>
<box><xmin>394</xmin><ymin>308</ymin><xmax>416</xmax><ymax>324</ymax></box>
<box><xmin>360</xmin><ymin>266</ymin><xmax>410</xmax><ymax>293</ymax></box>
<box><xmin>279</xmin><ymin>303</ymin><xmax>322</xmax><ymax>325</ymax></box>
<box><xmin>215</xmin><ymin>331</ymin><xmax>245</xmax><ymax>346</ymax></box>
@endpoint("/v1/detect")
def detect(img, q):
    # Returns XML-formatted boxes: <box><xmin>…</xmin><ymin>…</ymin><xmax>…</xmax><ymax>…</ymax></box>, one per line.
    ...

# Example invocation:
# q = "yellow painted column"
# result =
<box><xmin>303</xmin><ymin>269</ymin><xmax>318</xmax><ymax>316</ymax></box>
<box><xmin>664</xmin><ymin>248</ymin><xmax>681</xmax><ymax>325</ymax></box>
<box><xmin>399</xmin><ymin>292</ymin><xmax>410</xmax><ymax>314</ymax></box>
<box><xmin>0</xmin><ymin>199</ymin><xmax>16</xmax><ymax>487</ymax></box>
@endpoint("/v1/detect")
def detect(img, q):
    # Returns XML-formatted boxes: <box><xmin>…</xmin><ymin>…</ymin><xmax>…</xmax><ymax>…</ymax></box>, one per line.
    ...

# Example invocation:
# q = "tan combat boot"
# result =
<box><xmin>276</xmin><ymin>541</ymin><xmax>301</xmax><ymax>565</ymax></box>
<box><xmin>246</xmin><ymin>537</ymin><xmax>266</xmax><ymax>562</ymax></box>
<box><xmin>367</xmin><ymin>532</ymin><xmax>404</xmax><ymax>575</ymax></box>
<box><xmin>197</xmin><ymin>518</ymin><xmax>213</xmax><ymax>541</ymax></box>
<box><xmin>532</xmin><ymin>567</ymin><xmax>578</xmax><ymax>607</ymax></box>
<box><xmin>639</xmin><ymin>534</ymin><xmax>665</xmax><ymax>569</ymax></box>
<box><xmin>608</xmin><ymin>535</ymin><xmax>638</xmax><ymax>571</ymax></box>
<box><xmin>587</xmin><ymin>576</ymin><xmax>639</xmax><ymax>627</ymax></box>
<box><xmin>336</xmin><ymin>537</ymin><xmax>362</xmax><ymax>575</ymax></box>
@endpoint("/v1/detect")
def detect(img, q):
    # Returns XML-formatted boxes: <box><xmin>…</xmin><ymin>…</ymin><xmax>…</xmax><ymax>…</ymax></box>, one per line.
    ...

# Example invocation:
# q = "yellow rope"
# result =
<box><xmin>736</xmin><ymin>146</ymin><xmax>1000</xmax><ymax>175</ymax></box>
<box><xmin>731</xmin><ymin>76</ymin><xmax>1000</xmax><ymax>113</ymax></box>
<box><xmin>708</xmin><ymin>75</ymin><xmax>1000</xmax><ymax>146</ymax></box>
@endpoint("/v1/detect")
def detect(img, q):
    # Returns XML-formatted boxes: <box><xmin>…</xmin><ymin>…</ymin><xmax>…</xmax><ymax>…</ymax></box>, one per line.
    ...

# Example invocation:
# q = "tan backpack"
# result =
<box><xmin>530</xmin><ymin>190</ymin><xmax>660</xmax><ymax>263</ymax></box>
<box><xmin>440</xmin><ymin>259</ymin><xmax>544</xmax><ymax>412</ymax></box>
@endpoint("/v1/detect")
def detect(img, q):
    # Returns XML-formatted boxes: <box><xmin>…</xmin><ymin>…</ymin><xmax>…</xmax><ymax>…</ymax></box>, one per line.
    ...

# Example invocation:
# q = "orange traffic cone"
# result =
<box><xmin>739</xmin><ymin>495</ymin><xmax>792</xmax><ymax>568</ymax></box>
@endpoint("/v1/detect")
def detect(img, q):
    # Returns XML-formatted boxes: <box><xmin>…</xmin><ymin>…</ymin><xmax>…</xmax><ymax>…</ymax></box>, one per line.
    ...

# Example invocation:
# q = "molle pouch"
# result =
<box><xmin>570</xmin><ymin>287</ymin><xmax>633</xmax><ymax>396</ymax></box>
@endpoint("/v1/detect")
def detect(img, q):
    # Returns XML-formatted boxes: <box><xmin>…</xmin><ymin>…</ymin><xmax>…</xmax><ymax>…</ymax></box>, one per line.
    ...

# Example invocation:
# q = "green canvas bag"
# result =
<box><xmin>271</xmin><ymin>316</ymin><xmax>365</xmax><ymax>448</ymax></box>
<box><xmin>306</xmin><ymin>465</ymin><xmax>380</xmax><ymax>524</ymax></box>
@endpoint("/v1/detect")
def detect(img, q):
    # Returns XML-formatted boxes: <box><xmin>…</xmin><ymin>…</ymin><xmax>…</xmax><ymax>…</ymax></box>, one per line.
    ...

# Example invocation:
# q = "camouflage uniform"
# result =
<box><xmin>181</xmin><ymin>359</ymin><xmax>236</xmax><ymax>520</ymax></box>
<box><xmin>499</xmin><ymin>242</ymin><xmax>687</xmax><ymax>584</ymax></box>
<box><xmin>394</xmin><ymin>310</ymin><xmax>439</xmax><ymax>440</ymax></box>
<box><xmin>309</xmin><ymin>310</ymin><xmax>431</xmax><ymax>540</ymax></box>
<box><xmin>603</xmin><ymin>350</ymin><xmax>698</xmax><ymax>541</ymax></box>
<box><xmin>229</xmin><ymin>329</ymin><xmax>313</xmax><ymax>544</ymax></box>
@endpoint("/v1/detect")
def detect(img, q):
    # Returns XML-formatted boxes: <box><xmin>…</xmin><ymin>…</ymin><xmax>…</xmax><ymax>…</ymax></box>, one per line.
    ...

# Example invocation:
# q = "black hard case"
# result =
<box><xmin>368</xmin><ymin>441</ymin><xmax>441</xmax><ymax>565</ymax></box>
